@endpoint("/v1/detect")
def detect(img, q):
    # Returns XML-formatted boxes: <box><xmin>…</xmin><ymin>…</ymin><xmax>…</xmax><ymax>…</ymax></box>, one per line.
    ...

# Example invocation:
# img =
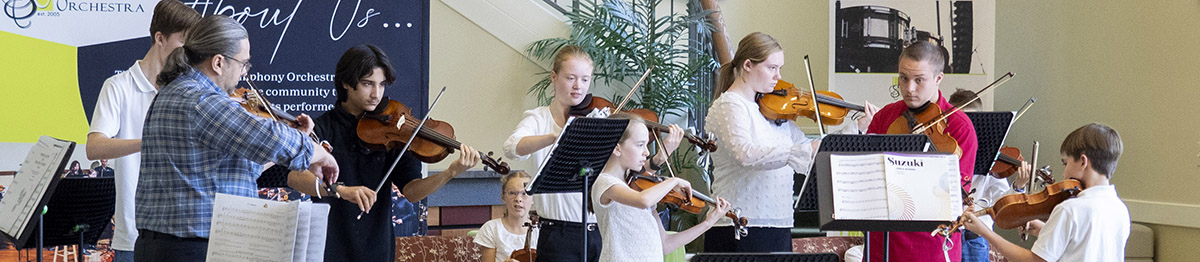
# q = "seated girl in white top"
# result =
<box><xmin>591</xmin><ymin>112</ymin><xmax>731</xmax><ymax>262</ymax></box>
<box><xmin>474</xmin><ymin>171</ymin><xmax>538</xmax><ymax>262</ymax></box>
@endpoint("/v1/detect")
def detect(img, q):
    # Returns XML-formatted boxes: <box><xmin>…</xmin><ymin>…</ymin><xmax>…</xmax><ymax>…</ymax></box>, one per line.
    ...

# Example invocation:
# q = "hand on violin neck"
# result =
<box><xmin>295</xmin><ymin>113</ymin><xmax>315</xmax><ymax>135</ymax></box>
<box><xmin>447</xmin><ymin>144</ymin><xmax>482</xmax><ymax>174</ymax></box>
<box><xmin>959</xmin><ymin>211</ymin><xmax>988</xmax><ymax>235</ymax></box>
<box><xmin>702</xmin><ymin>197</ymin><xmax>732</xmax><ymax>226</ymax></box>
<box><xmin>855</xmin><ymin>101</ymin><xmax>880</xmax><ymax>133</ymax></box>
<box><xmin>660</xmin><ymin>124</ymin><xmax>684</xmax><ymax>155</ymax></box>
<box><xmin>1013</xmin><ymin>161</ymin><xmax>1033</xmax><ymax>190</ymax></box>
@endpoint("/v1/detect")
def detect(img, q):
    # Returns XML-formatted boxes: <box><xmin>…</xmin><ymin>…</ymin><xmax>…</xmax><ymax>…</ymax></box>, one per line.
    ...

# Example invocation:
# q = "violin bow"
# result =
<box><xmin>358</xmin><ymin>86</ymin><xmax>448</xmax><ymax>220</ymax></box>
<box><xmin>802</xmin><ymin>55</ymin><xmax>826</xmax><ymax>136</ymax></box>
<box><xmin>912</xmin><ymin>72</ymin><xmax>1015</xmax><ymax>134</ymax></box>
<box><xmin>610</xmin><ymin>66</ymin><xmax>655</xmax><ymax>114</ymax></box>
<box><xmin>1012</xmin><ymin>97</ymin><xmax>1037</xmax><ymax>123</ymax></box>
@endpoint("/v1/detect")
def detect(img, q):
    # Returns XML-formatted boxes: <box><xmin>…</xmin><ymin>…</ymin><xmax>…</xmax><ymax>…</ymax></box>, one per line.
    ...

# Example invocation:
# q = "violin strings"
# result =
<box><xmin>391</xmin><ymin>115</ymin><xmax>500</xmax><ymax>163</ymax></box>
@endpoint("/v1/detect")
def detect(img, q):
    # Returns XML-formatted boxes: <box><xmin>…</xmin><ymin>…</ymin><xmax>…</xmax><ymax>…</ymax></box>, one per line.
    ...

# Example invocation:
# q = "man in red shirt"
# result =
<box><xmin>865</xmin><ymin>41</ymin><xmax>978</xmax><ymax>261</ymax></box>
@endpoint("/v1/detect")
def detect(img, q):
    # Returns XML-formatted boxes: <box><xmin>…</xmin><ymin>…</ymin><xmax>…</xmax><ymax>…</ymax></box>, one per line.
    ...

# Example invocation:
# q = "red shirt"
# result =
<box><xmin>864</xmin><ymin>91</ymin><xmax>977</xmax><ymax>261</ymax></box>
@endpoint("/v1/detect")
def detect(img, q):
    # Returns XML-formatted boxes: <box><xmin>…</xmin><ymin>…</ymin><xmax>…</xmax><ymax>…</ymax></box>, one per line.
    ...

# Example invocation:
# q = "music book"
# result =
<box><xmin>206</xmin><ymin>193</ymin><xmax>329</xmax><ymax>262</ymax></box>
<box><xmin>829</xmin><ymin>153</ymin><xmax>962</xmax><ymax>221</ymax></box>
<box><xmin>0</xmin><ymin>136</ymin><xmax>74</xmax><ymax>245</ymax></box>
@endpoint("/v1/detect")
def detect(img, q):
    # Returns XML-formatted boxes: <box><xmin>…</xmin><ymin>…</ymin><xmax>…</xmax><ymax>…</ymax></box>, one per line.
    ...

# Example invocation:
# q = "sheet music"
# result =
<box><xmin>207</xmin><ymin>193</ymin><xmax>299</xmax><ymax>262</ymax></box>
<box><xmin>0</xmin><ymin>136</ymin><xmax>73</xmax><ymax>238</ymax></box>
<box><xmin>292</xmin><ymin>202</ymin><xmax>311</xmax><ymax>262</ymax></box>
<box><xmin>829</xmin><ymin>154</ymin><xmax>889</xmax><ymax>220</ymax></box>
<box><xmin>305</xmin><ymin>203</ymin><xmax>330</xmax><ymax>262</ymax></box>
<box><xmin>829</xmin><ymin>153</ymin><xmax>962</xmax><ymax>221</ymax></box>
<box><xmin>881</xmin><ymin>153</ymin><xmax>962</xmax><ymax>220</ymax></box>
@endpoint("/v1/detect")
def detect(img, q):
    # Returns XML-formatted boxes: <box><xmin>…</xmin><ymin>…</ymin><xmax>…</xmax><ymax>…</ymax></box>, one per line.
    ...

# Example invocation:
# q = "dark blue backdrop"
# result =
<box><xmin>73</xmin><ymin>0</ymin><xmax>432</xmax><ymax>238</ymax></box>
<box><xmin>80</xmin><ymin>0</ymin><xmax>430</xmax><ymax>122</ymax></box>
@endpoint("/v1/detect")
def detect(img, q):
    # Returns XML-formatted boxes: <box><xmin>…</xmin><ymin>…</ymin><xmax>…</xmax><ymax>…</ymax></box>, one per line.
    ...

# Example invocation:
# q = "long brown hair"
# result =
<box><xmin>715</xmin><ymin>32</ymin><xmax>783</xmax><ymax>99</ymax></box>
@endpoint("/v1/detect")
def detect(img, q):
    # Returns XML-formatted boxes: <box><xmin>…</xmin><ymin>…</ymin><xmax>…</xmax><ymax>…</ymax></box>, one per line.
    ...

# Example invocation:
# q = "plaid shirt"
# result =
<box><xmin>137</xmin><ymin>67</ymin><xmax>314</xmax><ymax>238</ymax></box>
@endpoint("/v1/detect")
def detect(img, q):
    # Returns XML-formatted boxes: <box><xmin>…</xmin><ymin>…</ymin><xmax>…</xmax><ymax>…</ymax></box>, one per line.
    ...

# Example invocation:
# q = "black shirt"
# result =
<box><xmin>313</xmin><ymin>104</ymin><xmax>422</xmax><ymax>262</ymax></box>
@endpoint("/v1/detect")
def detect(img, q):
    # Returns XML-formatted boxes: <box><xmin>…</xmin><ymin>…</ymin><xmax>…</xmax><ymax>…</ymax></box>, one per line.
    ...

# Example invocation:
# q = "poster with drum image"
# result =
<box><xmin>827</xmin><ymin>0</ymin><xmax>996</xmax><ymax>115</ymax></box>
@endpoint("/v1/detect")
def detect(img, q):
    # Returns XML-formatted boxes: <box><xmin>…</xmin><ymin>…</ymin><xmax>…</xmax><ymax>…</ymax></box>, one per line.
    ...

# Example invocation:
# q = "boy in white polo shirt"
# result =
<box><xmin>961</xmin><ymin>123</ymin><xmax>1130</xmax><ymax>262</ymax></box>
<box><xmin>84</xmin><ymin>1</ymin><xmax>200</xmax><ymax>261</ymax></box>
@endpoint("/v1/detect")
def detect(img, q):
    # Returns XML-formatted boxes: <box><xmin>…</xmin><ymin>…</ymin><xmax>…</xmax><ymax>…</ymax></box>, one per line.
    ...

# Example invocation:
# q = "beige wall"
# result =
<box><xmin>993</xmin><ymin>1</ymin><xmax>1200</xmax><ymax>260</ymax></box>
<box><xmin>719</xmin><ymin>0</ymin><xmax>1200</xmax><ymax>259</ymax></box>
<box><xmin>427</xmin><ymin>1</ymin><xmax>545</xmax><ymax>174</ymax></box>
<box><xmin>436</xmin><ymin>0</ymin><xmax>1200</xmax><ymax>259</ymax></box>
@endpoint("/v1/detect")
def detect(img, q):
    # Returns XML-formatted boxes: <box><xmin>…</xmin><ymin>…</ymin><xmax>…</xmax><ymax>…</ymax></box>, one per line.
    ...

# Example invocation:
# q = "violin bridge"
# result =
<box><xmin>395</xmin><ymin>115</ymin><xmax>406</xmax><ymax>130</ymax></box>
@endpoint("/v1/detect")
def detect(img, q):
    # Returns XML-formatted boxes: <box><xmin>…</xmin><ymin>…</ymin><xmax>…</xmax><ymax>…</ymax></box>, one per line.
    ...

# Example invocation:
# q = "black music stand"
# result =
<box><xmin>0</xmin><ymin>138</ymin><xmax>74</xmax><ymax>262</ymax></box>
<box><xmin>802</xmin><ymin>134</ymin><xmax>930</xmax><ymax>262</ymax></box>
<box><xmin>692</xmin><ymin>252</ymin><xmax>840</xmax><ymax>262</ymax></box>
<box><xmin>526</xmin><ymin>117</ymin><xmax>628</xmax><ymax>261</ymax></box>
<box><xmin>29</xmin><ymin>178</ymin><xmax>115</xmax><ymax>261</ymax></box>
<box><xmin>965</xmin><ymin>112</ymin><xmax>1016</xmax><ymax>175</ymax></box>
<box><xmin>1</xmin><ymin>177</ymin><xmax>115</xmax><ymax>262</ymax></box>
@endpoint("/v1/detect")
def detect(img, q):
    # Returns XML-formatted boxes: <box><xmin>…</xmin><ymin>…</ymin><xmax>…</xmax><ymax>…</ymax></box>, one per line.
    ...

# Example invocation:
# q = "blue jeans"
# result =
<box><xmin>962</xmin><ymin>230</ymin><xmax>990</xmax><ymax>262</ymax></box>
<box><xmin>113</xmin><ymin>250</ymin><xmax>134</xmax><ymax>262</ymax></box>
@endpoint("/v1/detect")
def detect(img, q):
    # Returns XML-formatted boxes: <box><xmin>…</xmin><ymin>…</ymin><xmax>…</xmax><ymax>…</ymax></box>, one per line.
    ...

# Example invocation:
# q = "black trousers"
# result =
<box><xmin>704</xmin><ymin>226</ymin><xmax>792</xmax><ymax>252</ymax></box>
<box><xmin>536</xmin><ymin>218</ymin><xmax>602</xmax><ymax>262</ymax></box>
<box><xmin>134</xmin><ymin>229</ymin><xmax>209</xmax><ymax>262</ymax></box>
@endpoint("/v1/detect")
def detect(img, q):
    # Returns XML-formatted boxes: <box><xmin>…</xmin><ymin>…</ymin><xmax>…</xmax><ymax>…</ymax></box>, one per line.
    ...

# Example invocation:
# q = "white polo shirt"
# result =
<box><xmin>88</xmin><ymin>61</ymin><xmax>156</xmax><ymax>251</ymax></box>
<box><xmin>502</xmin><ymin>106</ymin><xmax>596</xmax><ymax>223</ymax></box>
<box><xmin>1031</xmin><ymin>185</ymin><xmax>1130</xmax><ymax>262</ymax></box>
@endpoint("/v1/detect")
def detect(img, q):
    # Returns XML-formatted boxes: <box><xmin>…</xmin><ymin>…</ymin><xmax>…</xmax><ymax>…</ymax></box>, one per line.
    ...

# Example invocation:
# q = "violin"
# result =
<box><xmin>626</xmin><ymin>173</ymin><xmax>749</xmax><ymax>239</ymax></box>
<box><xmin>757</xmin><ymin>80</ymin><xmax>865</xmax><ymax>126</ymax></box>
<box><xmin>937</xmin><ymin>142</ymin><xmax>1080</xmax><ymax>238</ymax></box>
<box><xmin>991</xmin><ymin>98</ymin><xmax>1038</xmax><ymax>179</ymax></box>
<box><xmin>990</xmin><ymin>146</ymin><xmax>1024</xmax><ymax>178</ymax></box>
<box><xmin>509</xmin><ymin>212</ymin><xmax>539</xmax><ymax>262</ymax></box>
<box><xmin>886</xmin><ymin>101</ymin><xmax>962</xmax><ymax>156</ymax></box>
<box><xmin>356</xmin><ymin>98</ymin><xmax>510</xmax><ymax>174</ymax></box>
<box><xmin>758</xmin><ymin>56</ymin><xmax>866</xmax><ymax>129</ymax></box>
<box><xmin>232</xmin><ymin>84</ymin><xmax>332</xmax><ymax>152</ymax></box>
<box><xmin>569</xmin><ymin>94</ymin><xmax>718</xmax><ymax>153</ymax></box>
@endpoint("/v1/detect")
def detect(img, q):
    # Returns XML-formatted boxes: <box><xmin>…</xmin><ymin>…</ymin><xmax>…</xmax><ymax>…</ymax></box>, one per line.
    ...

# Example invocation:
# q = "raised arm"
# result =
<box><xmin>505</xmin><ymin>109</ymin><xmax>557</xmax><ymax>159</ymax></box>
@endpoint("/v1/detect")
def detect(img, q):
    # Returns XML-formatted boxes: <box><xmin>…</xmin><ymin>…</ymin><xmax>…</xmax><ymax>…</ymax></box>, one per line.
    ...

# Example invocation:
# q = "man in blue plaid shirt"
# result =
<box><xmin>134</xmin><ymin>15</ymin><xmax>340</xmax><ymax>261</ymax></box>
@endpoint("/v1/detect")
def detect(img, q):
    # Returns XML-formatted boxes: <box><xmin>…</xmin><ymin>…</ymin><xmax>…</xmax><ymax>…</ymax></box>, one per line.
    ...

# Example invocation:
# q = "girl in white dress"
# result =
<box><xmin>592</xmin><ymin>113</ymin><xmax>731</xmax><ymax>262</ymax></box>
<box><xmin>474</xmin><ymin>171</ymin><xmax>538</xmax><ymax>262</ymax></box>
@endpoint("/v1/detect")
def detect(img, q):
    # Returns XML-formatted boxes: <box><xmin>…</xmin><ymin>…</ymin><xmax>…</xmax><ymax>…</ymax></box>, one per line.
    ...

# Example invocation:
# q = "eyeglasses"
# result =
<box><xmin>225</xmin><ymin>55</ymin><xmax>252</xmax><ymax>73</ymax></box>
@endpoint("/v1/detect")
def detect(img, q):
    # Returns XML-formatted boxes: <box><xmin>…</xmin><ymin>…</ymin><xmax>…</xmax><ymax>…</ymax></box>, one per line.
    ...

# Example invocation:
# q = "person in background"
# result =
<box><xmin>84</xmin><ymin>2</ymin><xmax>201</xmax><ymax>260</ymax></box>
<box><xmin>475</xmin><ymin>171</ymin><xmax>537</xmax><ymax>262</ymax></box>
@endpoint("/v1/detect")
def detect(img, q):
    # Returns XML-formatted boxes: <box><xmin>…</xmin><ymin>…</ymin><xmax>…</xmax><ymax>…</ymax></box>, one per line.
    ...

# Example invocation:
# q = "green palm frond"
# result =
<box><xmin>526</xmin><ymin>0</ymin><xmax>719</xmax><ymax>120</ymax></box>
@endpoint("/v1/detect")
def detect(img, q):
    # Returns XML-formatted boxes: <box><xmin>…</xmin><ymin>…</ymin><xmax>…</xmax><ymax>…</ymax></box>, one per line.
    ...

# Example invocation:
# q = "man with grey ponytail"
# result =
<box><xmin>84</xmin><ymin>1</ymin><xmax>199</xmax><ymax>261</ymax></box>
<box><xmin>136</xmin><ymin>15</ymin><xmax>340</xmax><ymax>262</ymax></box>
